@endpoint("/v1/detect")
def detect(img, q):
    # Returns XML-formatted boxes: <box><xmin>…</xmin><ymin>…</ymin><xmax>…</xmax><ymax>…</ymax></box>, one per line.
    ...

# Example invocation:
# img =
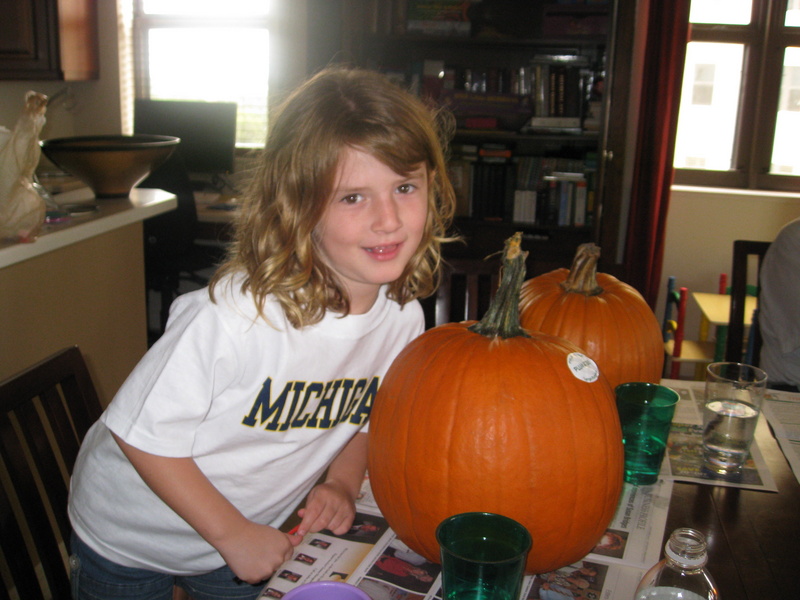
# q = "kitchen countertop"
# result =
<box><xmin>0</xmin><ymin>187</ymin><xmax>176</xmax><ymax>269</ymax></box>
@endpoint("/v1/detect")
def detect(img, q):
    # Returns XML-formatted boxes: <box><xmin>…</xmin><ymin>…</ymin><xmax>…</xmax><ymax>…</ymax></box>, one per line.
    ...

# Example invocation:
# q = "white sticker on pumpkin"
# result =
<box><xmin>567</xmin><ymin>352</ymin><xmax>600</xmax><ymax>383</ymax></box>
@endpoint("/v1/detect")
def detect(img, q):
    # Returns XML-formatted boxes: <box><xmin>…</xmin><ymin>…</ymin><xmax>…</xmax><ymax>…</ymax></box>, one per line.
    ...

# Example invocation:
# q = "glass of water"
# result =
<box><xmin>702</xmin><ymin>362</ymin><xmax>768</xmax><ymax>475</ymax></box>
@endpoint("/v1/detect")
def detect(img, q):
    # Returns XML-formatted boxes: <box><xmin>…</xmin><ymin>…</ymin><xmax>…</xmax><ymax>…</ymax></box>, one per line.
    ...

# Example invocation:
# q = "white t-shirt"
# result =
<box><xmin>68</xmin><ymin>278</ymin><xmax>424</xmax><ymax>574</ymax></box>
<box><xmin>760</xmin><ymin>217</ymin><xmax>800</xmax><ymax>387</ymax></box>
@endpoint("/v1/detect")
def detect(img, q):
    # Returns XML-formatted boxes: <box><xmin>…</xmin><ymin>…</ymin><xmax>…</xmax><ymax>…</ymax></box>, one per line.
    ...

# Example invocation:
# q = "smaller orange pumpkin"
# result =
<box><xmin>519</xmin><ymin>243</ymin><xmax>663</xmax><ymax>389</ymax></box>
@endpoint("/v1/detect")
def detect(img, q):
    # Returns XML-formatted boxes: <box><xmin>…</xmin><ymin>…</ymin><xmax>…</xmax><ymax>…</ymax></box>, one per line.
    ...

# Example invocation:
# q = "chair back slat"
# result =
<box><xmin>0</xmin><ymin>479</ymin><xmax>46</xmax><ymax>600</ymax></box>
<box><xmin>0</xmin><ymin>346</ymin><xmax>103</xmax><ymax>600</ymax></box>
<box><xmin>423</xmin><ymin>257</ymin><xmax>501</xmax><ymax>329</ymax></box>
<box><xmin>726</xmin><ymin>240</ymin><xmax>771</xmax><ymax>364</ymax></box>
<box><xmin>662</xmin><ymin>276</ymin><xmax>716</xmax><ymax>379</ymax></box>
<box><xmin>0</xmin><ymin>410</ymin><xmax>65</xmax><ymax>600</ymax></box>
<box><xmin>15</xmin><ymin>396</ymin><xmax>74</xmax><ymax>543</ymax></box>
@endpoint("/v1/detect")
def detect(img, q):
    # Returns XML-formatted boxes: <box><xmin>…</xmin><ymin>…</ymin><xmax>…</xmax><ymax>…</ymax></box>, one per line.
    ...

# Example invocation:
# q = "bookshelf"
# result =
<box><xmin>332</xmin><ymin>0</ymin><xmax>630</xmax><ymax>276</ymax></box>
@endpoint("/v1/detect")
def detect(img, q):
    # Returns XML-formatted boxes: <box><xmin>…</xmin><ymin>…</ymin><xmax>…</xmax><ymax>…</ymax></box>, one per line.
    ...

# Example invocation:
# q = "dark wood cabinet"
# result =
<box><xmin>0</xmin><ymin>0</ymin><xmax>98</xmax><ymax>81</ymax></box>
<box><xmin>310</xmin><ymin>0</ymin><xmax>636</xmax><ymax>275</ymax></box>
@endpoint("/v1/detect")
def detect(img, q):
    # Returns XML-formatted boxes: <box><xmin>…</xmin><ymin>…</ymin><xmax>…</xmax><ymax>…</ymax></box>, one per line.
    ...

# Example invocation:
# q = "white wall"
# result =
<box><xmin>659</xmin><ymin>185</ymin><xmax>800</xmax><ymax>350</ymax></box>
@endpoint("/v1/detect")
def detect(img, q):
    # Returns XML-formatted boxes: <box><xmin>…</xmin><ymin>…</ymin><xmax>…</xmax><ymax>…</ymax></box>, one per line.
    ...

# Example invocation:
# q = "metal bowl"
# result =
<box><xmin>39</xmin><ymin>134</ymin><xmax>180</xmax><ymax>199</ymax></box>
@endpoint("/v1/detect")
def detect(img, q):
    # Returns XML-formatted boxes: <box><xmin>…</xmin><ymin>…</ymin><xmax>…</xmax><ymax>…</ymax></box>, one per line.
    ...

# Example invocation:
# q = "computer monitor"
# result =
<box><xmin>134</xmin><ymin>99</ymin><xmax>237</xmax><ymax>180</ymax></box>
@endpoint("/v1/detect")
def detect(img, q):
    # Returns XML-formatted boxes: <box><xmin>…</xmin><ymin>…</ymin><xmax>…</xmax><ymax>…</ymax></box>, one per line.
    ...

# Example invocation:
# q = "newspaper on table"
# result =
<box><xmin>259</xmin><ymin>475</ymin><xmax>671</xmax><ymax>599</ymax></box>
<box><xmin>258</xmin><ymin>378</ymin><xmax>787</xmax><ymax>599</ymax></box>
<box><xmin>661</xmin><ymin>379</ymin><xmax>778</xmax><ymax>492</ymax></box>
<box><xmin>761</xmin><ymin>387</ymin><xmax>800</xmax><ymax>485</ymax></box>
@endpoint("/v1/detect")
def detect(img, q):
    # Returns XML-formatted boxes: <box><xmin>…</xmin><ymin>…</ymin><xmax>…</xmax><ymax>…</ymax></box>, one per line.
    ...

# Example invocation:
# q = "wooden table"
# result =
<box><xmin>280</xmin><ymin>380</ymin><xmax>800</xmax><ymax>599</ymax></box>
<box><xmin>692</xmin><ymin>292</ymin><xmax>758</xmax><ymax>363</ymax></box>
<box><xmin>663</xmin><ymin>416</ymin><xmax>800</xmax><ymax>599</ymax></box>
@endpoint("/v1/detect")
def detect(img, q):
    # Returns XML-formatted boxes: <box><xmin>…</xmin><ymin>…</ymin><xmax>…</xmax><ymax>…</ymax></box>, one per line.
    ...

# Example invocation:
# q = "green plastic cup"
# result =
<box><xmin>615</xmin><ymin>382</ymin><xmax>679</xmax><ymax>485</ymax></box>
<box><xmin>436</xmin><ymin>512</ymin><xmax>531</xmax><ymax>600</ymax></box>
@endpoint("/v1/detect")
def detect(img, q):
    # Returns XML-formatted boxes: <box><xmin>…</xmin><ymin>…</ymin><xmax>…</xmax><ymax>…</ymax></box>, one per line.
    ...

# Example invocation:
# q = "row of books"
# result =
<box><xmin>512</xmin><ymin>174</ymin><xmax>594</xmax><ymax>227</ymax></box>
<box><xmin>536</xmin><ymin>56</ymin><xmax>588</xmax><ymax>116</ymax></box>
<box><xmin>406</xmin><ymin>55</ymin><xmax>601</xmax><ymax>133</ymax></box>
<box><xmin>363</xmin><ymin>1</ymin><xmax>611</xmax><ymax>38</ymax></box>
<box><xmin>448</xmin><ymin>145</ymin><xmax>596</xmax><ymax>227</ymax></box>
<box><xmin>406</xmin><ymin>0</ymin><xmax>472</xmax><ymax>36</ymax></box>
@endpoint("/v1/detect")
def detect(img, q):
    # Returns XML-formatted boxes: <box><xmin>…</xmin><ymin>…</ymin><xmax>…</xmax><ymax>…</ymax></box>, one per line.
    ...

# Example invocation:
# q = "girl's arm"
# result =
<box><xmin>296</xmin><ymin>431</ymin><xmax>368</xmax><ymax>536</ymax></box>
<box><xmin>112</xmin><ymin>433</ymin><xmax>302</xmax><ymax>583</ymax></box>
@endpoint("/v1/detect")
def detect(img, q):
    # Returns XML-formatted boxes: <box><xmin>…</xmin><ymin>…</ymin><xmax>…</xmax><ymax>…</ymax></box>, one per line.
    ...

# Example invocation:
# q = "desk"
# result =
<box><xmin>664</xmin><ymin>415</ymin><xmax>800</xmax><ymax>599</ymax></box>
<box><xmin>692</xmin><ymin>292</ymin><xmax>758</xmax><ymax>362</ymax></box>
<box><xmin>194</xmin><ymin>191</ymin><xmax>238</xmax><ymax>242</ymax></box>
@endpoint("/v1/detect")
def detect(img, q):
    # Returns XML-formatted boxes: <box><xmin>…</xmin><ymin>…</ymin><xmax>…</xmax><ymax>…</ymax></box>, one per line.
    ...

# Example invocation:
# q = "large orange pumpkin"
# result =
<box><xmin>519</xmin><ymin>243</ymin><xmax>663</xmax><ymax>390</ymax></box>
<box><xmin>368</xmin><ymin>234</ymin><xmax>624</xmax><ymax>574</ymax></box>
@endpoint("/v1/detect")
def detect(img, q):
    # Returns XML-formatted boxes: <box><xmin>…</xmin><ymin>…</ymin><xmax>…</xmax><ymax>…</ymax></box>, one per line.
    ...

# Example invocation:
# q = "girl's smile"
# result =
<box><xmin>365</xmin><ymin>243</ymin><xmax>400</xmax><ymax>259</ymax></box>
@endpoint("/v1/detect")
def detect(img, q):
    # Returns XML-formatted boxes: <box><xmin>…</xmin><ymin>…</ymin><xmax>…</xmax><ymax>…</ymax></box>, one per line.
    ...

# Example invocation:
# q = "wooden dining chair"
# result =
<box><xmin>0</xmin><ymin>346</ymin><xmax>103</xmax><ymax>600</ymax></box>
<box><xmin>662</xmin><ymin>276</ymin><xmax>715</xmax><ymax>379</ymax></box>
<box><xmin>421</xmin><ymin>257</ymin><xmax>502</xmax><ymax>329</ymax></box>
<box><xmin>725</xmin><ymin>240</ymin><xmax>771</xmax><ymax>364</ymax></box>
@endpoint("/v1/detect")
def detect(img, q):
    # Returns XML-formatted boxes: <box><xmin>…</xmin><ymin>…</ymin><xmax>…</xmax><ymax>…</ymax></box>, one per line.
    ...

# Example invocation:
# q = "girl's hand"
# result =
<box><xmin>295</xmin><ymin>480</ymin><xmax>356</xmax><ymax>536</ymax></box>
<box><xmin>217</xmin><ymin>521</ymin><xmax>303</xmax><ymax>585</ymax></box>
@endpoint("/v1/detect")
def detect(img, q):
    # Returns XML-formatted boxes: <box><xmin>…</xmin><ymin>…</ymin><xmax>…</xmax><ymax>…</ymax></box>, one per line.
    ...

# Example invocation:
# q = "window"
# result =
<box><xmin>673</xmin><ymin>0</ymin><xmax>800</xmax><ymax>191</ymax></box>
<box><xmin>133</xmin><ymin>0</ymin><xmax>272</xmax><ymax>148</ymax></box>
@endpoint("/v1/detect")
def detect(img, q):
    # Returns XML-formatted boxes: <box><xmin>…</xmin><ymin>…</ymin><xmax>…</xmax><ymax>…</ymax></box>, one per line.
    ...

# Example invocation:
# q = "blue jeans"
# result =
<box><xmin>70</xmin><ymin>533</ymin><xmax>265</xmax><ymax>600</ymax></box>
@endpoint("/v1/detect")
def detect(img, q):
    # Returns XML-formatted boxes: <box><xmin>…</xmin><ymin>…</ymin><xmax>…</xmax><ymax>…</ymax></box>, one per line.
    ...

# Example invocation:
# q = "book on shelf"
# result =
<box><xmin>521</xmin><ymin>115</ymin><xmax>583</xmax><ymax>134</ymax></box>
<box><xmin>478</xmin><ymin>143</ymin><xmax>513</xmax><ymax>161</ymax></box>
<box><xmin>512</xmin><ymin>190</ymin><xmax>538</xmax><ymax>225</ymax></box>
<box><xmin>573</xmin><ymin>179</ymin><xmax>588</xmax><ymax>227</ymax></box>
<box><xmin>406</xmin><ymin>0</ymin><xmax>472</xmax><ymax>36</ymax></box>
<box><xmin>512</xmin><ymin>154</ymin><xmax>545</xmax><ymax>225</ymax></box>
<box><xmin>461</xmin><ymin>141</ymin><xmax>513</xmax><ymax>221</ymax></box>
<box><xmin>541</xmin><ymin>3</ymin><xmax>610</xmax><ymax>37</ymax></box>
<box><xmin>583</xmin><ymin>99</ymin><xmax>603</xmax><ymax>132</ymax></box>
<box><xmin>363</xmin><ymin>0</ymin><xmax>395</xmax><ymax>35</ymax></box>
<box><xmin>515</xmin><ymin>155</ymin><xmax>545</xmax><ymax>192</ymax></box>
<box><xmin>530</xmin><ymin>54</ymin><xmax>591</xmax><ymax>126</ymax></box>
<box><xmin>438</xmin><ymin>89</ymin><xmax>533</xmax><ymax>132</ymax></box>
<box><xmin>542</xmin><ymin>172</ymin><xmax>589</xmax><ymax>228</ymax></box>
<box><xmin>448</xmin><ymin>157</ymin><xmax>475</xmax><ymax>218</ymax></box>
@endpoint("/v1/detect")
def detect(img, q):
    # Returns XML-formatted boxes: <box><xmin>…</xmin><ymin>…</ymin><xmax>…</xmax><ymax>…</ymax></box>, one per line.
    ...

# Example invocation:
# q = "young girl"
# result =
<box><xmin>68</xmin><ymin>66</ymin><xmax>456</xmax><ymax>600</ymax></box>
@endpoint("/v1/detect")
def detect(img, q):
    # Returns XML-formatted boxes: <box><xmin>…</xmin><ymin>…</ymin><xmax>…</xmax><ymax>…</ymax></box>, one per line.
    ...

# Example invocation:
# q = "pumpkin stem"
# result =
<box><xmin>560</xmin><ymin>242</ymin><xmax>603</xmax><ymax>296</ymax></box>
<box><xmin>468</xmin><ymin>232</ymin><xmax>530</xmax><ymax>339</ymax></box>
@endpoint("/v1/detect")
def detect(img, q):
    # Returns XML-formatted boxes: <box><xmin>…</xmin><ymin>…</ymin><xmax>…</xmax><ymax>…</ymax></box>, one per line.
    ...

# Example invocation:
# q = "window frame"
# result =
<box><xmin>673</xmin><ymin>0</ymin><xmax>800</xmax><ymax>191</ymax></box>
<box><xmin>131</xmin><ymin>0</ymin><xmax>274</xmax><ymax>147</ymax></box>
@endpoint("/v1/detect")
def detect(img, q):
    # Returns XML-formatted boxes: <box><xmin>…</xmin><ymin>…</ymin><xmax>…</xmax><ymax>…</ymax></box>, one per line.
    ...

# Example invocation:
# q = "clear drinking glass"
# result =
<box><xmin>702</xmin><ymin>362</ymin><xmax>767</xmax><ymax>475</ymax></box>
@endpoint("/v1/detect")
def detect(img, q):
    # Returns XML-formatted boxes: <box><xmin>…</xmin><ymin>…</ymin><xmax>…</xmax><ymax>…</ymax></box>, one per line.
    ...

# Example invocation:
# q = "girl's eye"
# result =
<box><xmin>340</xmin><ymin>193</ymin><xmax>364</xmax><ymax>204</ymax></box>
<box><xmin>397</xmin><ymin>183</ymin><xmax>416</xmax><ymax>194</ymax></box>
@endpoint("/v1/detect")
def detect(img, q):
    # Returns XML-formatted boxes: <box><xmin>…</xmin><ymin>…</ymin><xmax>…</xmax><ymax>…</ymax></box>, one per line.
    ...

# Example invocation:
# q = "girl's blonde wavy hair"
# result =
<box><xmin>209</xmin><ymin>66</ymin><xmax>457</xmax><ymax>328</ymax></box>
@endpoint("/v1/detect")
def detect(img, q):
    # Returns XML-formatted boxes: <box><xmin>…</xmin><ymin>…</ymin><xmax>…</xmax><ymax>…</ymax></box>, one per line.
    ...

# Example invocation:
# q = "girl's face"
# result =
<box><xmin>316</xmin><ymin>146</ymin><xmax>429</xmax><ymax>313</ymax></box>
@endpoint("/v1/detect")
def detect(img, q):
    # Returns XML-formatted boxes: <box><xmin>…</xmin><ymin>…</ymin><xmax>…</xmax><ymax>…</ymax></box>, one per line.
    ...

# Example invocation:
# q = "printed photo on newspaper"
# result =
<box><xmin>259</xmin><ymin>475</ymin><xmax>670</xmax><ymax>599</ymax></box>
<box><xmin>661</xmin><ymin>379</ymin><xmax>778</xmax><ymax>492</ymax></box>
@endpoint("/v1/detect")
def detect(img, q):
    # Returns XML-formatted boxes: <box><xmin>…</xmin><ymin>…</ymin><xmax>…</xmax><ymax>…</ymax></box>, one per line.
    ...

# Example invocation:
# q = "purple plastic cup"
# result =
<box><xmin>282</xmin><ymin>581</ymin><xmax>371</xmax><ymax>600</ymax></box>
